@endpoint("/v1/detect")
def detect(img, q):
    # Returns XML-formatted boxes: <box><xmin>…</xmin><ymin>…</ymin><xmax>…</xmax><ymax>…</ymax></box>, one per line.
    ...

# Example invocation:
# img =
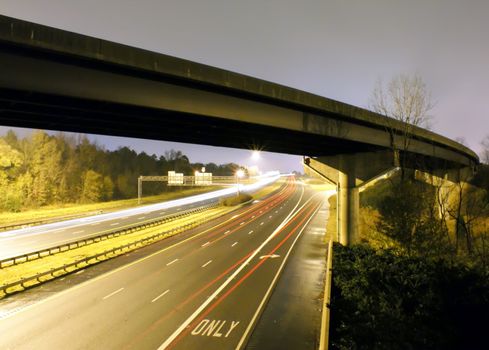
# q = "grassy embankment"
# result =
<box><xmin>328</xmin><ymin>176</ymin><xmax>489</xmax><ymax>349</ymax></box>
<box><xmin>0</xmin><ymin>187</ymin><xmax>222</xmax><ymax>228</ymax></box>
<box><xmin>0</xmin><ymin>179</ymin><xmax>284</xmax><ymax>298</ymax></box>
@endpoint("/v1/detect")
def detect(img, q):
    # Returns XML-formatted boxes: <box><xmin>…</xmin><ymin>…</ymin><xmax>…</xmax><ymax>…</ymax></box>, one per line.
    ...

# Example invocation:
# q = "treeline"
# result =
<box><xmin>0</xmin><ymin>130</ymin><xmax>240</xmax><ymax>211</ymax></box>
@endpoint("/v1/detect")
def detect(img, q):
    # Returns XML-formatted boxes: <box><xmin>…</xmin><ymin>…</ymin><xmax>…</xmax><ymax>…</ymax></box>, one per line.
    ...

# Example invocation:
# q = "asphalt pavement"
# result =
<box><xmin>0</xmin><ymin>178</ymin><xmax>327</xmax><ymax>350</ymax></box>
<box><xmin>0</xmin><ymin>176</ymin><xmax>280</xmax><ymax>260</ymax></box>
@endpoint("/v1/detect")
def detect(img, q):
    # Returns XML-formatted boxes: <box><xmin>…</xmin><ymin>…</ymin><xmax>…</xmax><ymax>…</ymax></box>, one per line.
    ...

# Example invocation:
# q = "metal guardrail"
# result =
<box><xmin>319</xmin><ymin>239</ymin><xmax>334</xmax><ymax>350</ymax></box>
<box><xmin>0</xmin><ymin>204</ymin><xmax>217</xmax><ymax>269</ymax></box>
<box><xmin>0</xmin><ymin>207</ymin><xmax>227</xmax><ymax>297</ymax></box>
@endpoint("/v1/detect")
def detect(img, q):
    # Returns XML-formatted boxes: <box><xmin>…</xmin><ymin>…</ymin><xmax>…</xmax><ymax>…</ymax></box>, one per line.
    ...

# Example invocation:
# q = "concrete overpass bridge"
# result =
<box><xmin>0</xmin><ymin>15</ymin><xmax>479</xmax><ymax>245</ymax></box>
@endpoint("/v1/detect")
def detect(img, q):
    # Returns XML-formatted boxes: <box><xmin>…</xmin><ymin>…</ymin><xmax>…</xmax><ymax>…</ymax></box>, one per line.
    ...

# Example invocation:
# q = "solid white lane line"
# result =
<box><xmin>201</xmin><ymin>242</ymin><xmax>210</xmax><ymax>247</ymax></box>
<box><xmin>110</xmin><ymin>222</ymin><xmax>119</xmax><ymax>226</ymax></box>
<box><xmin>236</xmin><ymin>196</ymin><xmax>323</xmax><ymax>349</ymax></box>
<box><xmin>75</xmin><ymin>269</ymin><xmax>85</xmax><ymax>275</ymax></box>
<box><xmin>102</xmin><ymin>288</ymin><xmax>124</xmax><ymax>300</ymax></box>
<box><xmin>152</xmin><ymin>289</ymin><xmax>170</xmax><ymax>303</ymax></box>
<box><xmin>201</xmin><ymin>260</ymin><xmax>213</xmax><ymax>268</ymax></box>
<box><xmin>72</xmin><ymin>230</ymin><xmax>84</xmax><ymax>234</ymax></box>
<box><xmin>248</xmin><ymin>230</ymin><xmax>254</xmax><ymax>235</ymax></box>
<box><xmin>166</xmin><ymin>258</ymin><xmax>179</xmax><ymax>266</ymax></box>
<box><xmin>158</xmin><ymin>184</ymin><xmax>308</xmax><ymax>350</ymax></box>
<box><xmin>138</xmin><ymin>216</ymin><xmax>146</xmax><ymax>220</ymax></box>
<box><xmin>231</xmin><ymin>242</ymin><xmax>238</xmax><ymax>247</ymax></box>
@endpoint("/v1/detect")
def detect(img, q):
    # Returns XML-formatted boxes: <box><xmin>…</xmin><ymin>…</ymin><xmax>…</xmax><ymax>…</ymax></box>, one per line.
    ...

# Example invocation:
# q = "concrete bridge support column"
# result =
<box><xmin>304</xmin><ymin>150</ymin><xmax>398</xmax><ymax>246</ymax></box>
<box><xmin>415</xmin><ymin>166</ymin><xmax>475</xmax><ymax>220</ymax></box>
<box><xmin>338</xmin><ymin>171</ymin><xmax>359</xmax><ymax>245</ymax></box>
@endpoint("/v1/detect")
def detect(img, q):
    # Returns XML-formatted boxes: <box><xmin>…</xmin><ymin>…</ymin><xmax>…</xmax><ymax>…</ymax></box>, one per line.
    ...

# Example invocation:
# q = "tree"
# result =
<box><xmin>0</xmin><ymin>139</ymin><xmax>24</xmax><ymax>210</ymax></box>
<box><xmin>102</xmin><ymin>176</ymin><xmax>114</xmax><ymax>201</ymax></box>
<box><xmin>370</xmin><ymin>74</ymin><xmax>434</xmax><ymax>176</ymax></box>
<box><xmin>481</xmin><ymin>135</ymin><xmax>489</xmax><ymax>164</ymax></box>
<box><xmin>375</xmin><ymin>178</ymin><xmax>450</xmax><ymax>257</ymax></box>
<box><xmin>29</xmin><ymin>131</ymin><xmax>63</xmax><ymax>206</ymax></box>
<box><xmin>81</xmin><ymin>170</ymin><xmax>103</xmax><ymax>203</ymax></box>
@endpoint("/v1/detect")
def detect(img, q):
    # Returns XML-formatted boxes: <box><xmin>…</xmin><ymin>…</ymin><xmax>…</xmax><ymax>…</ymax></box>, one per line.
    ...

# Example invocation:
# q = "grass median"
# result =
<box><xmin>0</xmin><ymin>206</ymin><xmax>232</xmax><ymax>297</ymax></box>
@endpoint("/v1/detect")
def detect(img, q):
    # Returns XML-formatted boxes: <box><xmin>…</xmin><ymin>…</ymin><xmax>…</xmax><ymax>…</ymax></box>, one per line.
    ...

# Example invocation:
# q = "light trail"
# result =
<box><xmin>0</xmin><ymin>175</ymin><xmax>281</xmax><ymax>239</ymax></box>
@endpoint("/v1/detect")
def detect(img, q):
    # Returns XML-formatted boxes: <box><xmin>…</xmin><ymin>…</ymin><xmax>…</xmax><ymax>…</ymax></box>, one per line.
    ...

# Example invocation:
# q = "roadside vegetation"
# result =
<box><xmin>330</xmin><ymin>171</ymin><xmax>489</xmax><ymax>349</ymax></box>
<box><xmin>221</xmin><ymin>193</ymin><xmax>253</xmax><ymax>206</ymax></box>
<box><xmin>330</xmin><ymin>243</ymin><xmax>489</xmax><ymax>350</ymax></box>
<box><xmin>328</xmin><ymin>74</ymin><xmax>489</xmax><ymax>349</ymax></box>
<box><xmin>0</xmin><ymin>129</ymin><xmax>243</xmax><ymax>213</ymax></box>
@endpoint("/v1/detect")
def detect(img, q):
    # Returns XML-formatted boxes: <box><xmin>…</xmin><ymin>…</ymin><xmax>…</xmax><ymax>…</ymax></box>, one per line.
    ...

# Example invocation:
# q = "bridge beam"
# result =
<box><xmin>304</xmin><ymin>150</ymin><xmax>397</xmax><ymax>245</ymax></box>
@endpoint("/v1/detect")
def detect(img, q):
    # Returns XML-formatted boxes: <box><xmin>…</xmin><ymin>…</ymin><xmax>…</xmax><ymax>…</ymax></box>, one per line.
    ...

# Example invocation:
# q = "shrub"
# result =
<box><xmin>330</xmin><ymin>243</ymin><xmax>489</xmax><ymax>350</ymax></box>
<box><xmin>220</xmin><ymin>193</ymin><xmax>252</xmax><ymax>206</ymax></box>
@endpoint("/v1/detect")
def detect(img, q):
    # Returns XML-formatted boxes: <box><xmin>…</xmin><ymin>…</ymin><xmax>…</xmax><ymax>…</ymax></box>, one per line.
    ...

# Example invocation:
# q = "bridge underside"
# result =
<box><xmin>0</xmin><ymin>15</ymin><xmax>479</xmax><ymax>246</ymax></box>
<box><xmin>0</xmin><ymin>88</ymin><xmax>378</xmax><ymax>157</ymax></box>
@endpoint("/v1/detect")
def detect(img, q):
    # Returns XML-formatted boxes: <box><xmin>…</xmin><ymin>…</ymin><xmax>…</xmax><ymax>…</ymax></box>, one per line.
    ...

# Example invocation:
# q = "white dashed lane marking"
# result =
<box><xmin>166</xmin><ymin>259</ymin><xmax>179</xmax><ymax>266</ymax></box>
<box><xmin>152</xmin><ymin>289</ymin><xmax>170</xmax><ymax>303</ymax></box>
<box><xmin>103</xmin><ymin>288</ymin><xmax>124</xmax><ymax>300</ymax></box>
<box><xmin>201</xmin><ymin>260</ymin><xmax>213</xmax><ymax>268</ymax></box>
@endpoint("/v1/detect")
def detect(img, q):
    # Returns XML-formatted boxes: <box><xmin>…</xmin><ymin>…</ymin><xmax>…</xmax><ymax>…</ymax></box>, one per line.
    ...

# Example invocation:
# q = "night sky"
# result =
<box><xmin>1</xmin><ymin>0</ymin><xmax>488</xmax><ymax>172</ymax></box>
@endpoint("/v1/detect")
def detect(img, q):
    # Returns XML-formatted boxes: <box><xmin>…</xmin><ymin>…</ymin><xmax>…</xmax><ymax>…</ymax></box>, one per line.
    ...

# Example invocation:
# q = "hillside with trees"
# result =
<box><xmin>328</xmin><ymin>75</ymin><xmax>489</xmax><ymax>349</ymax></box>
<box><xmin>0</xmin><ymin>129</ymin><xmax>241</xmax><ymax>212</ymax></box>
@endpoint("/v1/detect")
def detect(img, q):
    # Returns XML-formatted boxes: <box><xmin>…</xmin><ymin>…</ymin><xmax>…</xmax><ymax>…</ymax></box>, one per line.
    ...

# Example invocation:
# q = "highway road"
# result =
<box><xmin>0</xmin><ymin>176</ymin><xmax>278</xmax><ymax>260</ymax></box>
<box><xmin>0</xmin><ymin>177</ymin><xmax>326</xmax><ymax>349</ymax></box>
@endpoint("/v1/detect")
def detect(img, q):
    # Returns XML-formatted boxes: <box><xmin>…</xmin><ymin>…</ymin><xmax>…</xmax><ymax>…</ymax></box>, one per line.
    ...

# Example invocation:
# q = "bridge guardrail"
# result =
<box><xmin>0</xmin><ymin>206</ymin><xmax>228</xmax><ymax>298</ymax></box>
<box><xmin>0</xmin><ymin>203</ymin><xmax>217</xmax><ymax>269</ymax></box>
<box><xmin>319</xmin><ymin>239</ymin><xmax>333</xmax><ymax>350</ymax></box>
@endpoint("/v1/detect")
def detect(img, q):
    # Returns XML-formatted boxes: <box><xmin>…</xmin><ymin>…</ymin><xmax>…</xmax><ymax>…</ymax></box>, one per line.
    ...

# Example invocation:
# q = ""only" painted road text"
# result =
<box><xmin>191</xmin><ymin>319</ymin><xmax>240</xmax><ymax>338</ymax></box>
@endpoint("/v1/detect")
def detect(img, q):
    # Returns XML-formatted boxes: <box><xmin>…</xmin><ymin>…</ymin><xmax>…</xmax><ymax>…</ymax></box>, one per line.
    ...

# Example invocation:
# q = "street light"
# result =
<box><xmin>251</xmin><ymin>150</ymin><xmax>260</xmax><ymax>161</ymax></box>
<box><xmin>236</xmin><ymin>169</ymin><xmax>245</xmax><ymax>196</ymax></box>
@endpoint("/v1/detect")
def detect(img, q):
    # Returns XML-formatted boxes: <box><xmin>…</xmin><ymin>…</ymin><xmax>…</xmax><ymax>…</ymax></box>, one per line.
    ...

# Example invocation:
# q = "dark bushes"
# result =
<box><xmin>330</xmin><ymin>243</ymin><xmax>489</xmax><ymax>350</ymax></box>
